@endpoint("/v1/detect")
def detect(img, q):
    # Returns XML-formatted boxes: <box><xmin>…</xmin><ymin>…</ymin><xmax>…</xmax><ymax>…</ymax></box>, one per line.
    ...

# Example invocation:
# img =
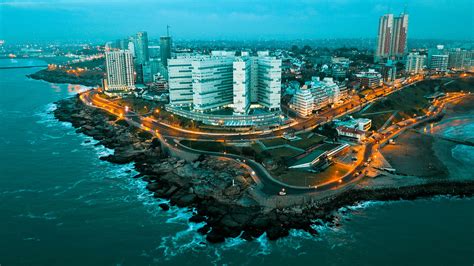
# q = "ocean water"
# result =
<box><xmin>1</xmin><ymin>59</ymin><xmax>473</xmax><ymax>266</ymax></box>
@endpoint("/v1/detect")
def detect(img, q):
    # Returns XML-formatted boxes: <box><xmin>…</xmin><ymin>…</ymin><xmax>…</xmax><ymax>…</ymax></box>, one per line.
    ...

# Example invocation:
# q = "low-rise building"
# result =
<box><xmin>336</xmin><ymin>126</ymin><xmax>367</xmax><ymax>142</ymax></box>
<box><xmin>335</xmin><ymin>117</ymin><xmax>372</xmax><ymax>131</ymax></box>
<box><xmin>355</xmin><ymin>69</ymin><xmax>382</xmax><ymax>89</ymax></box>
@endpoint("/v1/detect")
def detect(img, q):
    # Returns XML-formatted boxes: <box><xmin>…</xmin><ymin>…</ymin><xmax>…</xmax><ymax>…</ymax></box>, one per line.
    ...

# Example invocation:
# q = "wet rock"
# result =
<box><xmin>173</xmin><ymin>194</ymin><xmax>197</xmax><ymax>207</ymax></box>
<box><xmin>146</xmin><ymin>182</ymin><xmax>160</xmax><ymax>192</ymax></box>
<box><xmin>163</xmin><ymin>185</ymin><xmax>179</xmax><ymax>197</ymax></box>
<box><xmin>206</xmin><ymin>229</ymin><xmax>225</xmax><ymax>243</ymax></box>
<box><xmin>266</xmin><ymin>224</ymin><xmax>289</xmax><ymax>240</ymax></box>
<box><xmin>220</xmin><ymin>214</ymin><xmax>241</xmax><ymax>229</ymax></box>
<box><xmin>158</xmin><ymin>203</ymin><xmax>170</xmax><ymax>211</ymax></box>
<box><xmin>189</xmin><ymin>214</ymin><xmax>206</xmax><ymax>223</ymax></box>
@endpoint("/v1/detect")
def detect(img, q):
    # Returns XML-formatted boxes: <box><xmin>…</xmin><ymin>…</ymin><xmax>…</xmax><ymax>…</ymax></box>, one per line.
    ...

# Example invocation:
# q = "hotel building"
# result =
<box><xmin>104</xmin><ymin>50</ymin><xmax>135</xmax><ymax>93</ymax></box>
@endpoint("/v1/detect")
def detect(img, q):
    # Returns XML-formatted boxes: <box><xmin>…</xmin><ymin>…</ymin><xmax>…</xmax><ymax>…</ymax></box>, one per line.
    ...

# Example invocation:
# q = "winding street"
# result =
<box><xmin>78</xmin><ymin>76</ymin><xmax>465</xmax><ymax>197</ymax></box>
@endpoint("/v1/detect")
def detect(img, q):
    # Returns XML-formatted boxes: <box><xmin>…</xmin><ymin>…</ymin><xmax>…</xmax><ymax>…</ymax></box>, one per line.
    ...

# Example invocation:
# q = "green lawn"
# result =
<box><xmin>261</xmin><ymin>138</ymin><xmax>289</xmax><ymax>147</ymax></box>
<box><xmin>291</xmin><ymin>134</ymin><xmax>325</xmax><ymax>149</ymax></box>
<box><xmin>267</xmin><ymin>147</ymin><xmax>302</xmax><ymax>160</ymax></box>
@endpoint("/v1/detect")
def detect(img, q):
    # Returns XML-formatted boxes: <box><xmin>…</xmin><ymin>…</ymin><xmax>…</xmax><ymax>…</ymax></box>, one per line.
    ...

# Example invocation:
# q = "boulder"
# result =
<box><xmin>266</xmin><ymin>224</ymin><xmax>289</xmax><ymax>240</ymax></box>
<box><xmin>174</xmin><ymin>194</ymin><xmax>197</xmax><ymax>207</ymax></box>
<box><xmin>206</xmin><ymin>229</ymin><xmax>225</xmax><ymax>243</ymax></box>
<box><xmin>146</xmin><ymin>182</ymin><xmax>160</xmax><ymax>192</ymax></box>
<box><xmin>158</xmin><ymin>203</ymin><xmax>170</xmax><ymax>211</ymax></box>
<box><xmin>189</xmin><ymin>214</ymin><xmax>206</xmax><ymax>223</ymax></box>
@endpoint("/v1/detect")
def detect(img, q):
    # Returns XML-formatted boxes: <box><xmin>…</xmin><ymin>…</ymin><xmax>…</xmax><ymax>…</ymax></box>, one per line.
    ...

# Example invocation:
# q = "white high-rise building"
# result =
<box><xmin>257</xmin><ymin>57</ymin><xmax>282</xmax><ymax>111</ymax></box>
<box><xmin>167</xmin><ymin>52</ymin><xmax>282</xmax><ymax>114</ymax></box>
<box><xmin>233</xmin><ymin>58</ymin><xmax>251</xmax><ymax>115</ymax></box>
<box><xmin>405</xmin><ymin>52</ymin><xmax>426</xmax><ymax>74</ymax></box>
<box><xmin>192</xmin><ymin>57</ymin><xmax>235</xmax><ymax>112</ymax></box>
<box><xmin>105</xmin><ymin>50</ymin><xmax>135</xmax><ymax>92</ymax></box>
<box><xmin>167</xmin><ymin>56</ymin><xmax>197</xmax><ymax>106</ymax></box>
<box><xmin>294</xmin><ymin>86</ymin><xmax>314</xmax><ymax>117</ymax></box>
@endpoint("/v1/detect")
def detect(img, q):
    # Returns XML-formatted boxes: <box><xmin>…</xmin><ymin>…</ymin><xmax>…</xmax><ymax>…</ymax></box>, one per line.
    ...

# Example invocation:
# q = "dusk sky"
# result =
<box><xmin>1</xmin><ymin>0</ymin><xmax>473</xmax><ymax>42</ymax></box>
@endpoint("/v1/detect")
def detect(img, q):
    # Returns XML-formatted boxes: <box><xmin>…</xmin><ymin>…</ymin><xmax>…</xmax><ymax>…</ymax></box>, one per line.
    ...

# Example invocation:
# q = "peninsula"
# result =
<box><xmin>53</xmin><ymin>74</ymin><xmax>474</xmax><ymax>242</ymax></box>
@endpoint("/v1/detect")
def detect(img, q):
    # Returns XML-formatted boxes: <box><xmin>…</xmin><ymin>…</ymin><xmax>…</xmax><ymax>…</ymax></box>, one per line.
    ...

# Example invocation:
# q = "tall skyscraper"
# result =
<box><xmin>160</xmin><ymin>31</ymin><xmax>172</xmax><ymax>67</ymax></box>
<box><xmin>391</xmin><ymin>13</ymin><xmax>408</xmax><ymax>57</ymax></box>
<box><xmin>134</xmin><ymin>31</ymin><xmax>149</xmax><ymax>65</ymax></box>
<box><xmin>105</xmin><ymin>50</ymin><xmax>135</xmax><ymax>93</ymax></box>
<box><xmin>375</xmin><ymin>13</ymin><xmax>409</xmax><ymax>62</ymax></box>
<box><xmin>132</xmin><ymin>31</ymin><xmax>149</xmax><ymax>84</ymax></box>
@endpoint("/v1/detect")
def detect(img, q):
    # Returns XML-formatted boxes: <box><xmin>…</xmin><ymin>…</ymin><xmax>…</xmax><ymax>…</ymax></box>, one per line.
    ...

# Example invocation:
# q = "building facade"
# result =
<box><xmin>168</xmin><ymin>52</ymin><xmax>282</xmax><ymax>115</ymax></box>
<box><xmin>134</xmin><ymin>31</ymin><xmax>149</xmax><ymax>65</ymax></box>
<box><xmin>104</xmin><ymin>50</ymin><xmax>135</xmax><ymax>92</ymax></box>
<box><xmin>192</xmin><ymin>57</ymin><xmax>235</xmax><ymax>112</ymax></box>
<box><xmin>167</xmin><ymin>56</ymin><xmax>196</xmax><ymax>106</ymax></box>
<box><xmin>233</xmin><ymin>58</ymin><xmax>251</xmax><ymax>115</ymax></box>
<box><xmin>405</xmin><ymin>52</ymin><xmax>426</xmax><ymax>74</ymax></box>
<box><xmin>294</xmin><ymin>86</ymin><xmax>314</xmax><ymax>117</ymax></box>
<box><xmin>430</xmin><ymin>54</ymin><xmax>449</xmax><ymax>72</ymax></box>
<box><xmin>256</xmin><ymin>57</ymin><xmax>282</xmax><ymax>111</ymax></box>
<box><xmin>160</xmin><ymin>36</ymin><xmax>172</xmax><ymax>67</ymax></box>
<box><xmin>356</xmin><ymin>69</ymin><xmax>382</xmax><ymax>89</ymax></box>
<box><xmin>375</xmin><ymin>13</ymin><xmax>409</xmax><ymax>62</ymax></box>
<box><xmin>448</xmin><ymin>49</ymin><xmax>473</xmax><ymax>71</ymax></box>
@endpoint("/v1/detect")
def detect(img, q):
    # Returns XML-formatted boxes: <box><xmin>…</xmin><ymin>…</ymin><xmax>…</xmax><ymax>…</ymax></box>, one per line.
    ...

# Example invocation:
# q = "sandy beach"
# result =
<box><xmin>382</xmin><ymin>95</ymin><xmax>474</xmax><ymax>181</ymax></box>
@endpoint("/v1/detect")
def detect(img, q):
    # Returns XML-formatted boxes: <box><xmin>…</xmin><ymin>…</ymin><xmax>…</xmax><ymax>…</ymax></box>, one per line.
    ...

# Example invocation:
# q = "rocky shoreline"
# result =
<box><xmin>54</xmin><ymin>94</ymin><xmax>474</xmax><ymax>243</ymax></box>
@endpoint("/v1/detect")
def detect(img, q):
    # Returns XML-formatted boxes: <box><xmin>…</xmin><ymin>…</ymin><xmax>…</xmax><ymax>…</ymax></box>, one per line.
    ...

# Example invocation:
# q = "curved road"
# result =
<box><xmin>79</xmin><ymin>77</ymin><xmax>464</xmax><ymax>196</ymax></box>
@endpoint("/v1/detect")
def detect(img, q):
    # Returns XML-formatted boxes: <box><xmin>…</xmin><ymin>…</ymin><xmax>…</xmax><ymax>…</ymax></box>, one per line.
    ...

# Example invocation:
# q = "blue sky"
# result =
<box><xmin>0</xmin><ymin>0</ymin><xmax>473</xmax><ymax>42</ymax></box>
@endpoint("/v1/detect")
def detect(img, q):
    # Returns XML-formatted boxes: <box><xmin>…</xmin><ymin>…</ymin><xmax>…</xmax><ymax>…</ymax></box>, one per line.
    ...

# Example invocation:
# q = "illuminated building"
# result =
<box><xmin>375</xmin><ymin>13</ymin><xmax>409</xmax><ymax>62</ymax></box>
<box><xmin>294</xmin><ymin>86</ymin><xmax>314</xmax><ymax>117</ymax></box>
<box><xmin>104</xmin><ymin>50</ymin><xmax>135</xmax><ymax>93</ymax></box>
<box><xmin>405</xmin><ymin>52</ymin><xmax>426</xmax><ymax>74</ymax></box>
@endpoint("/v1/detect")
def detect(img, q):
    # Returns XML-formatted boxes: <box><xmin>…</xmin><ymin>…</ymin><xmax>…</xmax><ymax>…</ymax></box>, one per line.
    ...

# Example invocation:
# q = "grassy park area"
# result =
<box><xmin>354</xmin><ymin>77</ymin><xmax>474</xmax><ymax>130</ymax></box>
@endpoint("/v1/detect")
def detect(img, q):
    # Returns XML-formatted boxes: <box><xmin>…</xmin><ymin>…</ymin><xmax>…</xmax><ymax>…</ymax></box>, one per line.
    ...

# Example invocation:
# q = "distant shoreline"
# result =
<box><xmin>27</xmin><ymin>69</ymin><xmax>102</xmax><ymax>87</ymax></box>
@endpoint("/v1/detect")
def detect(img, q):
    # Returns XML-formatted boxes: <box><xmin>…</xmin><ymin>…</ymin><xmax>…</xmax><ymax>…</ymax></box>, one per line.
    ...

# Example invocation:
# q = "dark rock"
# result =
<box><xmin>220</xmin><ymin>214</ymin><xmax>241</xmax><ymax>229</ymax></box>
<box><xmin>197</xmin><ymin>224</ymin><xmax>211</xmax><ymax>235</ymax></box>
<box><xmin>189</xmin><ymin>214</ymin><xmax>206</xmax><ymax>223</ymax></box>
<box><xmin>163</xmin><ymin>186</ymin><xmax>179</xmax><ymax>197</ymax></box>
<box><xmin>174</xmin><ymin>194</ymin><xmax>197</xmax><ymax>207</ymax></box>
<box><xmin>206</xmin><ymin>229</ymin><xmax>225</xmax><ymax>243</ymax></box>
<box><xmin>158</xmin><ymin>203</ymin><xmax>170</xmax><ymax>211</ymax></box>
<box><xmin>266</xmin><ymin>224</ymin><xmax>289</xmax><ymax>240</ymax></box>
<box><xmin>146</xmin><ymin>182</ymin><xmax>160</xmax><ymax>192</ymax></box>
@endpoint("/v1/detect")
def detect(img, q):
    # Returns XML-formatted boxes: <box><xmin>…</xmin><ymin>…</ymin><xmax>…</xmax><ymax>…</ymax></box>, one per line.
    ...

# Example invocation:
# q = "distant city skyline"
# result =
<box><xmin>0</xmin><ymin>0</ymin><xmax>473</xmax><ymax>42</ymax></box>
